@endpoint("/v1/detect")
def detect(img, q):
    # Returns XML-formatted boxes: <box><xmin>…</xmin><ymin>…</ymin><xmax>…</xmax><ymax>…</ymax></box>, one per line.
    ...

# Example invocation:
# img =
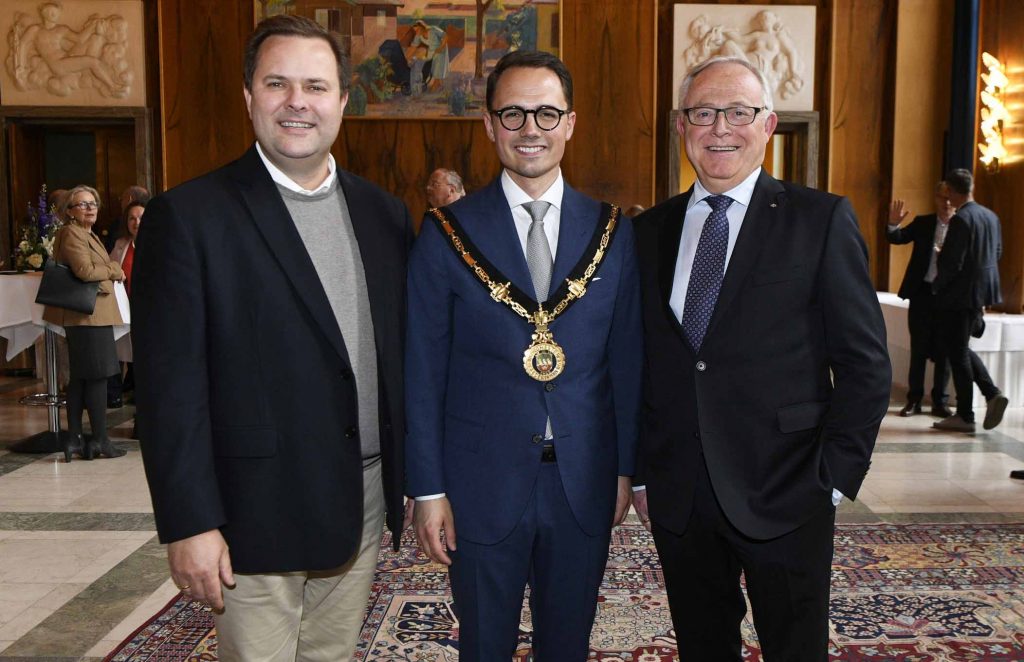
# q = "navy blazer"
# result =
<box><xmin>634</xmin><ymin>171</ymin><xmax>890</xmax><ymax>540</ymax></box>
<box><xmin>886</xmin><ymin>214</ymin><xmax>940</xmax><ymax>300</ymax></box>
<box><xmin>933</xmin><ymin>200</ymin><xmax>1002</xmax><ymax>310</ymax></box>
<box><xmin>405</xmin><ymin>178</ymin><xmax>642</xmax><ymax>544</ymax></box>
<box><xmin>133</xmin><ymin>146</ymin><xmax>412</xmax><ymax>573</ymax></box>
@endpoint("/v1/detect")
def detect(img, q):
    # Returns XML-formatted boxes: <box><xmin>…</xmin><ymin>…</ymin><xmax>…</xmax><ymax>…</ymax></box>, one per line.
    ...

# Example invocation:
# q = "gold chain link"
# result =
<box><xmin>430</xmin><ymin>207</ymin><xmax>619</xmax><ymax>325</ymax></box>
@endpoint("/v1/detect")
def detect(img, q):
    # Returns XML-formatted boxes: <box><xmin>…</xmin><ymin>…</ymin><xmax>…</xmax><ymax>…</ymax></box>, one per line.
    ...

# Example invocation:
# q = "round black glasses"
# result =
<box><xmin>491</xmin><ymin>105</ymin><xmax>568</xmax><ymax>131</ymax></box>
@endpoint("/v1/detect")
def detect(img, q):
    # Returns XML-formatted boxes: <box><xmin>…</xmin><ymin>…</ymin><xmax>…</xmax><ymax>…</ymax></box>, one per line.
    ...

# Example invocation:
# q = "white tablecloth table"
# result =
<box><xmin>878</xmin><ymin>291</ymin><xmax>1024</xmax><ymax>407</ymax></box>
<box><xmin>0</xmin><ymin>272</ymin><xmax>131</xmax><ymax>453</ymax></box>
<box><xmin>0</xmin><ymin>272</ymin><xmax>131</xmax><ymax>361</ymax></box>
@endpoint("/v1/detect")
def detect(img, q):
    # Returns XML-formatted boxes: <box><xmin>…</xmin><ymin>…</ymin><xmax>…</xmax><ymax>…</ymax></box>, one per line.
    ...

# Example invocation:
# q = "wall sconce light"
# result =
<box><xmin>978</xmin><ymin>51</ymin><xmax>1009</xmax><ymax>172</ymax></box>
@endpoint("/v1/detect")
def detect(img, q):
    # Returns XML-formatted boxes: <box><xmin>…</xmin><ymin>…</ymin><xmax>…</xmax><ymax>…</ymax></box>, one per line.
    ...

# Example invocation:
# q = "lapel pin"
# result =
<box><xmin>770</xmin><ymin>203</ymin><xmax>777</xmax><ymax>208</ymax></box>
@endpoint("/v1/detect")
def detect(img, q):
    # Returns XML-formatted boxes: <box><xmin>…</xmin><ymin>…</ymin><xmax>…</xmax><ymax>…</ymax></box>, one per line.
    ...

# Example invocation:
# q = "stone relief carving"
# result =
<box><xmin>5</xmin><ymin>2</ymin><xmax>132</xmax><ymax>98</ymax></box>
<box><xmin>683</xmin><ymin>10</ymin><xmax>804</xmax><ymax>101</ymax></box>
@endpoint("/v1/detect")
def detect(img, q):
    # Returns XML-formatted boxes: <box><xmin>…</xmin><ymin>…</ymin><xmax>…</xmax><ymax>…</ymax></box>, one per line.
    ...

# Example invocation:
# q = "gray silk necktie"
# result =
<box><xmin>523</xmin><ymin>200</ymin><xmax>553</xmax><ymax>302</ymax></box>
<box><xmin>522</xmin><ymin>199</ymin><xmax>554</xmax><ymax>440</ymax></box>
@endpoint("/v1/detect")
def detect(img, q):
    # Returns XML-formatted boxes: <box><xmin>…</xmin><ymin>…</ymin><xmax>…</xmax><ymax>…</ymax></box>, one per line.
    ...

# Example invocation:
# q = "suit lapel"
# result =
<box><xmin>550</xmin><ymin>184</ymin><xmax>592</xmax><ymax>298</ymax></box>
<box><xmin>703</xmin><ymin>170</ymin><xmax>784</xmax><ymax>341</ymax></box>
<box><xmin>460</xmin><ymin>179</ymin><xmax>535</xmax><ymax>297</ymax></box>
<box><xmin>653</xmin><ymin>189</ymin><xmax>693</xmax><ymax>348</ymax></box>
<box><xmin>229</xmin><ymin>146</ymin><xmax>352</xmax><ymax>368</ymax></box>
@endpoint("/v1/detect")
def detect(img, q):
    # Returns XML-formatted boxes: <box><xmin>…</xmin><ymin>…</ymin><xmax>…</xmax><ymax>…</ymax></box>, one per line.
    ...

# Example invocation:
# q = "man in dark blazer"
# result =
<box><xmin>886</xmin><ymin>186</ymin><xmax>953</xmax><ymax>417</ymax></box>
<box><xmin>632</xmin><ymin>57</ymin><xmax>890</xmax><ymax>660</ymax></box>
<box><xmin>133</xmin><ymin>15</ymin><xmax>411</xmax><ymax>660</ymax></box>
<box><xmin>932</xmin><ymin>168</ymin><xmax>1007</xmax><ymax>432</ymax></box>
<box><xmin>406</xmin><ymin>51</ymin><xmax>641</xmax><ymax>661</ymax></box>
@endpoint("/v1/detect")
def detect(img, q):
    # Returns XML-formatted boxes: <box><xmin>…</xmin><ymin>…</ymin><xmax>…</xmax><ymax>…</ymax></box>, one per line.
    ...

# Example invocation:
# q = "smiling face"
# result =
<box><xmin>483</xmin><ymin>66</ymin><xmax>575</xmax><ymax>198</ymax></box>
<box><xmin>243</xmin><ymin>35</ymin><xmax>347</xmax><ymax>189</ymax></box>
<box><xmin>125</xmin><ymin>205</ymin><xmax>144</xmax><ymax>238</ymax></box>
<box><xmin>67</xmin><ymin>190</ymin><xmax>99</xmax><ymax>229</ymax></box>
<box><xmin>678</xmin><ymin>62</ymin><xmax>777</xmax><ymax>194</ymax></box>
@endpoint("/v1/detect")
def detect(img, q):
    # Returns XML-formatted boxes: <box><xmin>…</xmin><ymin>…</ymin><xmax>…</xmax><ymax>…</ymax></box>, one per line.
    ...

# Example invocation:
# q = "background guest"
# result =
<box><xmin>886</xmin><ymin>184</ymin><xmax>954</xmax><ymax>418</ymax></box>
<box><xmin>42</xmin><ymin>185</ymin><xmax>126</xmax><ymax>462</ymax></box>
<box><xmin>425</xmin><ymin>167</ymin><xmax>465</xmax><ymax>209</ymax></box>
<box><xmin>108</xmin><ymin>200</ymin><xmax>144</xmax><ymax>404</ymax></box>
<box><xmin>932</xmin><ymin>168</ymin><xmax>1008</xmax><ymax>432</ymax></box>
<box><xmin>104</xmin><ymin>185</ymin><xmax>151</xmax><ymax>251</ymax></box>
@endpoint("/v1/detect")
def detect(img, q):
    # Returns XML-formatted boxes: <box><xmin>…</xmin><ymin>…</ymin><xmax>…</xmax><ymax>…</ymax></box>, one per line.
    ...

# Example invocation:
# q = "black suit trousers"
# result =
<box><xmin>652</xmin><ymin>455</ymin><xmax>835</xmax><ymax>661</ymax></box>
<box><xmin>938</xmin><ymin>309</ymin><xmax>975</xmax><ymax>421</ymax></box>
<box><xmin>906</xmin><ymin>290</ymin><xmax>949</xmax><ymax>405</ymax></box>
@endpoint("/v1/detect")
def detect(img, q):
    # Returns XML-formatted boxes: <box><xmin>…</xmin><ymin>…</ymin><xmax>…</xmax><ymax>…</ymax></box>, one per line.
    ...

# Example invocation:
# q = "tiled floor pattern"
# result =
<box><xmin>0</xmin><ymin>376</ymin><xmax>1022</xmax><ymax>659</ymax></box>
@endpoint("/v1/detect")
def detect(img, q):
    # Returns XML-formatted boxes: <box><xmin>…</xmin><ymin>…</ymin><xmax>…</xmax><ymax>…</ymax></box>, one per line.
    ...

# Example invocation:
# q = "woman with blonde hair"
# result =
<box><xmin>42</xmin><ymin>184</ymin><xmax>126</xmax><ymax>461</ymax></box>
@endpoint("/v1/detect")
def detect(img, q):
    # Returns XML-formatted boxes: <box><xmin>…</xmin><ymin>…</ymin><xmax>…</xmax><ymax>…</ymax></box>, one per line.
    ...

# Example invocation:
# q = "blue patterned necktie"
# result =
<box><xmin>681</xmin><ymin>195</ymin><xmax>733</xmax><ymax>351</ymax></box>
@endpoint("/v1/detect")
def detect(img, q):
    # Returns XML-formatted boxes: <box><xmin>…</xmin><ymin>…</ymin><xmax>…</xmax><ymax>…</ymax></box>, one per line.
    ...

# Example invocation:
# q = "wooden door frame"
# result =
<box><xmin>0</xmin><ymin>106</ymin><xmax>153</xmax><ymax>255</ymax></box>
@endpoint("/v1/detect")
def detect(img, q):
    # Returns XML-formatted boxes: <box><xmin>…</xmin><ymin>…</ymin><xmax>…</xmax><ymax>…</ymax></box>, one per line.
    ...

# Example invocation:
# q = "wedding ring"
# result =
<box><xmin>175</xmin><ymin>583</ymin><xmax>191</xmax><ymax>591</ymax></box>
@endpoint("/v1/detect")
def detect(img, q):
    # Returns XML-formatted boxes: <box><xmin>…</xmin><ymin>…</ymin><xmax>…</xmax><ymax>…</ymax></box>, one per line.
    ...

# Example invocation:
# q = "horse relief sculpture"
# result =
<box><xmin>683</xmin><ymin>10</ymin><xmax>804</xmax><ymax>101</ymax></box>
<box><xmin>6</xmin><ymin>2</ymin><xmax>133</xmax><ymax>99</ymax></box>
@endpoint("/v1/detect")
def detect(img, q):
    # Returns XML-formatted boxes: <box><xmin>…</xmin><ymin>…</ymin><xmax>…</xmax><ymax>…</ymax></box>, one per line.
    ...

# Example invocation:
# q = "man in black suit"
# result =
<box><xmin>886</xmin><ymin>185</ymin><xmax>953</xmax><ymax>418</ymax></box>
<box><xmin>932</xmin><ymin>168</ymin><xmax>1007</xmax><ymax>432</ymax></box>
<box><xmin>632</xmin><ymin>57</ymin><xmax>890</xmax><ymax>660</ymax></box>
<box><xmin>133</xmin><ymin>15</ymin><xmax>411</xmax><ymax>660</ymax></box>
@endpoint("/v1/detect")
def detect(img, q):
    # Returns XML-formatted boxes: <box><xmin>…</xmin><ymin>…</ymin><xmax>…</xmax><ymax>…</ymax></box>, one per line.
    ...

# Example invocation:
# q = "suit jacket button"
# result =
<box><xmin>532</xmin><ymin>434</ymin><xmax>543</xmax><ymax>444</ymax></box>
<box><xmin>544</xmin><ymin>383</ymin><xmax>555</xmax><ymax>392</ymax></box>
<box><xmin>345</xmin><ymin>426</ymin><xmax>358</xmax><ymax>439</ymax></box>
<box><xmin>339</xmin><ymin>369</ymin><xmax>352</xmax><ymax>381</ymax></box>
<box><xmin>696</xmin><ymin>361</ymin><xmax>707</xmax><ymax>371</ymax></box>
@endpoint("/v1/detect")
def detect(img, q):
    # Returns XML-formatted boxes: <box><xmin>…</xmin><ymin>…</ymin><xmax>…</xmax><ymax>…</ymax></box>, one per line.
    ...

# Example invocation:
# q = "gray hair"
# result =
<box><xmin>60</xmin><ymin>184</ymin><xmax>101</xmax><ymax>220</ymax></box>
<box><xmin>678</xmin><ymin>56</ymin><xmax>774</xmax><ymax>114</ymax></box>
<box><xmin>442</xmin><ymin>169</ymin><xmax>465</xmax><ymax>195</ymax></box>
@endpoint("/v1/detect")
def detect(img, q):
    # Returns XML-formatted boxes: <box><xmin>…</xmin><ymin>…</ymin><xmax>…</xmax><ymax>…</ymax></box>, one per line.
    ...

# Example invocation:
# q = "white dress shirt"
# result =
<box><xmin>256</xmin><ymin>142</ymin><xmax>337</xmax><ymax>195</ymax></box>
<box><xmin>668</xmin><ymin>168</ymin><xmax>760</xmax><ymax>323</ymax></box>
<box><xmin>503</xmin><ymin>169</ymin><xmax>563</xmax><ymax>260</ymax></box>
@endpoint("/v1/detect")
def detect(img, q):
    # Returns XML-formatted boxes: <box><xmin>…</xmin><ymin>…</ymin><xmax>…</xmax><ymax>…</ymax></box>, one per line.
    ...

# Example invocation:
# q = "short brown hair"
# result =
<box><xmin>486</xmin><ymin>51</ymin><xmax>573</xmax><ymax>111</ymax></box>
<box><xmin>244</xmin><ymin>14</ymin><xmax>350</xmax><ymax>95</ymax></box>
<box><xmin>944</xmin><ymin>168</ymin><xmax>973</xmax><ymax>196</ymax></box>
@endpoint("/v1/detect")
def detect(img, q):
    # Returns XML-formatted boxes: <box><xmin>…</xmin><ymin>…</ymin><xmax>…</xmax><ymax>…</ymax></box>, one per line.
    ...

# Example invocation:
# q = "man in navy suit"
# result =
<box><xmin>632</xmin><ymin>57</ymin><xmax>890</xmax><ymax>659</ymax></box>
<box><xmin>932</xmin><ymin>168</ymin><xmax>1007</xmax><ymax>432</ymax></box>
<box><xmin>405</xmin><ymin>51</ymin><xmax>641</xmax><ymax>661</ymax></box>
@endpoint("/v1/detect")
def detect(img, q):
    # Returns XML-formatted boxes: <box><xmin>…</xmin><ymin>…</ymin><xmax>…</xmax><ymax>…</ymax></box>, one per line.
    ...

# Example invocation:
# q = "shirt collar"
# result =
<box><xmin>500</xmin><ymin>169</ymin><xmax>564</xmax><ymax>211</ymax></box>
<box><xmin>689</xmin><ymin>167</ymin><xmax>761</xmax><ymax>210</ymax></box>
<box><xmin>255</xmin><ymin>142</ymin><xmax>336</xmax><ymax>195</ymax></box>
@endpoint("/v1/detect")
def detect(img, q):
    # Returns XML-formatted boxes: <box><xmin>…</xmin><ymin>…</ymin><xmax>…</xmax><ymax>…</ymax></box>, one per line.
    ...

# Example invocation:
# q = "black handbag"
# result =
<box><xmin>34</xmin><ymin>259</ymin><xmax>100</xmax><ymax>314</ymax></box>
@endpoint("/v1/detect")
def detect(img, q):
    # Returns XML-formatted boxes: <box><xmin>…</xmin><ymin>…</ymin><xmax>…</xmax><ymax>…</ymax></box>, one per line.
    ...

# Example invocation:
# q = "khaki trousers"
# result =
<box><xmin>214</xmin><ymin>461</ymin><xmax>385</xmax><ymax>661</ymax></box>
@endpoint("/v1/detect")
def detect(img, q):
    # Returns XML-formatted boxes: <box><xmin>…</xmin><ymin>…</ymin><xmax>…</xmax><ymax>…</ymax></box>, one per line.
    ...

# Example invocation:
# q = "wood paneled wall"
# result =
<box><xmin>157</xmin><ymin>1</ymin><xmax>254</xmax><ymax>188</ymax></box>
<box><xmin>827</xmin><ymin>0</ymin><xmax>899</xmax><ymax>287</ymax></box>
<box><xmin>156</xmin><ymin>0</ymin><xmax>657</xmax><ymax>223</ymax></box>
<box><xmin>976</xmin><ymin>0</ymin><xmax>1024</xmax><ymax>313</ymax></box>
<box><xmin>887</xmin><ymin>0</ymin><xmax>954</xmax><ymax>292</ymax></box>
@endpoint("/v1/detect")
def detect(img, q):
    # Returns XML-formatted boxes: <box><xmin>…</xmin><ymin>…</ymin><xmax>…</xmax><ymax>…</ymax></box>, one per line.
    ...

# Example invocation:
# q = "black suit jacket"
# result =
<box><xmin>634</xmin><ymin>171</ymin><xmax>890</xmax><ymax>540</ymax></box>
<box><xmin>133</xmin><ymin>145</ymin><xmax>412</xmax><ymax>573</ymax></box>
<box><xmin>887</xmin><ymin>214</ymin><xmax>939</xmax><ymax>300</ymax></box>
<box><xmin>933</xmin><ymin>201</ymin><xmax>1002</xmax><ymax>310</ymax></box>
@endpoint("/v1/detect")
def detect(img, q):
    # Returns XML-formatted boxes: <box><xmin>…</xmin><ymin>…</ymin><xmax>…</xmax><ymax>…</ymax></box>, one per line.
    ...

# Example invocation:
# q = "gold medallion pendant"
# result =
<box><xmin>523</xmin><ymin>310</ymin><xmax>565</xmax><ymax>381</ymax></box>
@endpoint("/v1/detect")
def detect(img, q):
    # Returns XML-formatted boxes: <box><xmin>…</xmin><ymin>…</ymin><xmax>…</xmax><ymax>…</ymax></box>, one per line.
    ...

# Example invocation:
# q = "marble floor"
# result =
<box><xmin>0</xmin><ymin>375</ymin><xmax>1022</xmax><ymax>660</ymax></box>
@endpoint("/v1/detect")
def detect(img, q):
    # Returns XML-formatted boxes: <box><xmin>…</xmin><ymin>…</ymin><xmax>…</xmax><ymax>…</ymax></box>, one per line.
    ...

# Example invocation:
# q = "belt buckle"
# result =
<box><xmin>541</xmin><ymin>444</ymin><xmax>556</xmax><ymax>463</ymax></box>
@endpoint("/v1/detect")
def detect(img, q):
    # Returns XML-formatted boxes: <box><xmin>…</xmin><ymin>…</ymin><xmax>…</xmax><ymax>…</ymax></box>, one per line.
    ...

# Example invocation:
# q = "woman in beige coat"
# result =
<box><xmin>42</xmin><ymin>185</ymin><xmax>126</xmax><ymax>461</ymax></box>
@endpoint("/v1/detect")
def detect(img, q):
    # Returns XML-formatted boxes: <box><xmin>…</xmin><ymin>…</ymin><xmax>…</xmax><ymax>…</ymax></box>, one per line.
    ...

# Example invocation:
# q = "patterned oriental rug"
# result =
<box><xmin>105</xmin><ymin>522</ymin><xmax>1024</xmax><ymax>661</ymax></box>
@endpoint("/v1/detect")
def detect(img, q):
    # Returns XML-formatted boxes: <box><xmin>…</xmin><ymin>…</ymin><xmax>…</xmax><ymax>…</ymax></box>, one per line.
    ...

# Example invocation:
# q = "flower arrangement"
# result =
<box><xmin>15</xmin><ymin>184</ymin><xmax>62</xmax><ymax>271</ymax></box>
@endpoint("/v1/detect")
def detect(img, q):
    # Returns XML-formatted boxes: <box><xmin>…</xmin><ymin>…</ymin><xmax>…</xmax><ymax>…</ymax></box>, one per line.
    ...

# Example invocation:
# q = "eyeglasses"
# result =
<box><xmin>683</xmin><ymin>106</ymin><xmax>765</xmax><ymax>126</ymax></box>
<box><xmin>69</xmin><ymin>201</ymin><xmax>99</xmax><ymax>210</ymax></box>
<box><xmin>491</xmin><ymin>105</ymin><xmax>568</xmax><ymax>132</ymax></box>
